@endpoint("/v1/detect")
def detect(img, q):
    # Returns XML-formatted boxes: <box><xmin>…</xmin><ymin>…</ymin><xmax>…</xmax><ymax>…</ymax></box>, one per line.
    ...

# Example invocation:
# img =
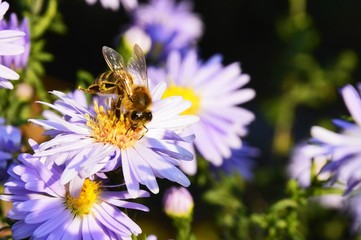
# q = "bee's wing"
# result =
<box><xmin>102</xmin><ymin>46</ymin><xmax>133</xmax><ymax>96</ymax></box>
<box><xmin>127</xmin><ymin>44</ymin><xmax>149</xmax><ymax>89</ymax></box>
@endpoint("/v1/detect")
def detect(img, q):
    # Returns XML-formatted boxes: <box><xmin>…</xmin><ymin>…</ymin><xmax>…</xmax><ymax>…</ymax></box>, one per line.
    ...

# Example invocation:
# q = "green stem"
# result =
<box><xmin>272</xmin><ymin>95</ymin><xmax>295</xmax><ymax>155</ymax></box>
<box><xmin>173</xmin><ymin>217</ymin><xmax>193</xmax><ymax>240</ymax></box>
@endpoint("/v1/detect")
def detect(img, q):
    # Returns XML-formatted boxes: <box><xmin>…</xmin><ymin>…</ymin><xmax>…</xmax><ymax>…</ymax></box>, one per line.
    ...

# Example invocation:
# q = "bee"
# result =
<box><xmin>80</xmin><ymin>44</ymin><xmax>152</xmax><ymax>128</ymax></box>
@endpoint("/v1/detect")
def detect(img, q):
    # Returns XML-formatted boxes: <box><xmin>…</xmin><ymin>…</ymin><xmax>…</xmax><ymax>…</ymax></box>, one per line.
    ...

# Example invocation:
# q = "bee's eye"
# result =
<box><xmin>131</xmin><ymin>111</ymin><xmax>142</xmax><ymax>121</ymax></box>
<box><xmin>145</xmin><ymin>112</ymin><xmax>152</xmax><ymax>121</ymax></box>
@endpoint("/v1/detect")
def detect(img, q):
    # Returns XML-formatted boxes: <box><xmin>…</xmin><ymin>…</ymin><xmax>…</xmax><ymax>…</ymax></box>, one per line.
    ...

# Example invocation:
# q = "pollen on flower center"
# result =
<box><xmin>86</xmin><ymin>101</ymin><xmax>146</xmax><ymax>149</ymax></box>
<box><xmin>65</xmin><ymin>179</ymin><xmax>101</xmax><ymax>216</ymax></box>
<box><xmin>162</xmin><ymin>84</ymin><xmax>200</xmax><ymax>115</ymax></box>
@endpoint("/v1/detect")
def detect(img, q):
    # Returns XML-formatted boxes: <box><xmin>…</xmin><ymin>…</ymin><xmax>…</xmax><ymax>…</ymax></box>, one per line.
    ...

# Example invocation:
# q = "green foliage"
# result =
<box><xmin>23</xmin><ymin>0</ymin><xmax>66</xmax><ymax>38</ymax></box>
<box><xmin>76</xmin><ymin>69</ymin><xmax>96</xmax><ymax>88</ymax></box>
<box><xmin>202</xmin><ymin>172</ymin><xmax>250</xmax><ymax>239</ymax></box>
<box><xmin>132</xmin><ymin>234</ymin><xmax>148</xmax><ymax>240</ymax></box>
<box><xmin>268</xmin><ymin>0</ymin><xmax>358</xmax><ymax>155</ymax></box>
<box><xmin>22</xmin><ymin>0</ymin><xmax>66</xmax><ymax>102</ymax></box>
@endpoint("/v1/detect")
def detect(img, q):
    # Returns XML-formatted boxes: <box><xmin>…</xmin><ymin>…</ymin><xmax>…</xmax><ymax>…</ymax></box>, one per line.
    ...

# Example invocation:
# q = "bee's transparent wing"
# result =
<box><xmin>102</xmin><ymin>46</ymin><xmax>133</xmax><ymax>96</ymax></box>
<box><xmin>127</xmin><ymin>44</ymin><xmax>149</xmax><ymax>89</ymax></box>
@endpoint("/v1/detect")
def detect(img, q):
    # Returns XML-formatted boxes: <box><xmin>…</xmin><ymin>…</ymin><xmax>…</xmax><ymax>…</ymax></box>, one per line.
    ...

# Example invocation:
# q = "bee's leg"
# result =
<box><xmin>123</xmin><ymin>111</ymin><xmax>133</xmax><ymax>135</ymax></box>
<box><xmin>143</xmin><ymin>124</ymin><xmax>149</xmax><ymax>133</ymax></box>
<box><xmin>125</xmin><ymin>124</ymin><xmax>137</xmax><ymax>136</ymax></box>
<box><xmin>114</xmin><ymin>96</ymin><xmax>123</xmax><ymax>119</ymax></box>
<box><xmin>78</xmin><ymin>84</ymin><xmax>101</xmax><ymax>94</ymax></box>
<box><xmin>125</xmin><ymin>126</ymin><xmax>132</xmax><ymax>135</ymax></box>
<box><xmin>137</xmin><ymin>124</ymin><xmax>149</xmax><ymax>140</ymax></box>
<box><xmin>115</xmin><ymin>108</ymin><xmax>121</xmax><ymax>119</ymax></box>
<box><xmin>124</xmin><ymin>123</ymin><xmax>147</xmax><ymax>139</ymax></box>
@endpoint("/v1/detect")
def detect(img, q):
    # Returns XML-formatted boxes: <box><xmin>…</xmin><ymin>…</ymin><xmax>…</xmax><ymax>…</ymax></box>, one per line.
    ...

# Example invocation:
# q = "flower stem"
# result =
<box><xmin>173</xmin><ymin>217</ymin><xmax>193</xmax><ymax>240</ymax></box>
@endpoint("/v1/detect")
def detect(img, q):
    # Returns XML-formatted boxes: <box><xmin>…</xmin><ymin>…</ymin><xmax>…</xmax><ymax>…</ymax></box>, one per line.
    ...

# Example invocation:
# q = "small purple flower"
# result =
<box><xmin>288</xmin><ymin>143</ymin><xmax>331</xmax><ymax>188</ymax></box>
<box><xmin>309</xmin><ymin>83</ymin><xmax>361</xmax><ymax>195</ymax></box>
<box><xmin>0</xmin><ymin>13</ymin><xmax>30</xmax><ymax>71</ymax></box>
<box><xmin>288</xmin><ymin>142</ymin><xmax>345</xmax><ymax>208</ymax></box>
<box><xmin>0</xmin><ymin>140</ymin><xmax>149</xmax><ymax>240</ymax></box>
<box><xmin>148</xmin><ymin>49</ymin><xmax>255</xmax><ymax>174</ymax></box>
<box><xmin>0</xmin><ymin>118</ymin><xmax>21</xmax><ymax>181</ymax></box>
<box><xmin>132</xmin><ymin>0</ymin><xmax>203</xmax><ymax>60</ymax></box>
<box><xmin>30</xmin><ymin>87</ymin><xmax>199</xmax><ymax>197</ymax></box>
<box><xmin>163</xmin><ymin>186</ymin><xmax>194</xmax><ymax>219</ymax></box>
<box><xmin>0</xmin><ymin>1</ymin><xmax>25</xmax><ymax>89</ymax></box>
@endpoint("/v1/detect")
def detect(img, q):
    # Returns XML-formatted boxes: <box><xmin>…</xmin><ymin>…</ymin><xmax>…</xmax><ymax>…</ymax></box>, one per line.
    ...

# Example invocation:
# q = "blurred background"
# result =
<box><xmin>7</xmin><ymin>0</ymin><xmax>361</xmax><ymax>239</ymax></box>
<box><xmin>40</xmin><ymin>0</ymin><xmax>361</xmax><ymax>156</ymax></box>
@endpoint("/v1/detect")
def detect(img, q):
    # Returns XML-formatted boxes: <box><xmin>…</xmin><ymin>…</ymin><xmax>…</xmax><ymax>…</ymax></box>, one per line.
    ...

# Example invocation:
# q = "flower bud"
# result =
<box><xmin>146</xmin><ymin>235</ymin><xmax>157</xmax><ymax>240</ymax></box>
<box><xmin>123</xmin><ymin>26</ymin><xmax>151</xmax><ymax>55</ymax></box>
<box><xmin>163</xmin><ymin>187</ymin><xmax>194</xmax><ymax>219</ymax></box>
<box><xmin>15</xmin><ymin>83</ymin><xmax>33</xmax><ymax>101</ymax></box>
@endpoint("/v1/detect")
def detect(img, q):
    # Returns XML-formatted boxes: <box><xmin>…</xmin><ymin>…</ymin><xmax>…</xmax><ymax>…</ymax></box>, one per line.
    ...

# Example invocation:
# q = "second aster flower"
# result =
<box><xmin>148</xmin><ymin>49</ymin><xmax>255</xmax><ymax>173</ymax></box>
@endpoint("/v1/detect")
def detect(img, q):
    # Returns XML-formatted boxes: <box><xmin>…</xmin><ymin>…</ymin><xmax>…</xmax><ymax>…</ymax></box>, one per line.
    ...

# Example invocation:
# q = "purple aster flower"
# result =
<box><xmin>288</xmin><ymin>142</ymin><xmax>345</xmax><ymax>208</ymax></box>
<box><xmin>309</xmin><ymin>83</ymin><xmax>361</xmax><ymax>195</ymax></box>
<box><xmin>0</xmin><ymin>1</ymin><xmax>25</xmax><ymax>89</ymax></box>
<box><xmin>148</xmin><ymin>49</ymin><xmax>255</xmax><ymax>174</ymax></box>
<box><xmin>0</xmin><ymin>140</ymin><xmax>149</xmax><ymax>240</ymax></box>
<box><xmin>0</xmin><ymin>118</ymin><xmax>21</xmax><ymax>181</ymax></box>
<box><xmin>0</xmin><ymin>13</ymin><xmax>30</xmax><ymax>71</ymax></box>
<box><xmin>345</xmin><ymin>192</ymin><xmax>361</xmax><ymax>232</ymax></box>
<box><xmin>163</xmin><ymin>186</ymin><xmax>194</xmax><ymax>219</ymax></box>
<box><xmin>30</xmin><ymin>86</ymin><xmax>198</xmax><ymax>197</ymax></box>
<box><xmin>132</xmin><ymin>0</ymin><xmax>203</xmax><ymax>60</ymax></box>
<box><xmin>85</xmin><ymin>0</ymin><xmax>138</xmax><ymax>11</ymax></box>
<box><xmin>288</xmin><ymin>143</ymin><xmax>332</xmax><ymax>188</ymax></box>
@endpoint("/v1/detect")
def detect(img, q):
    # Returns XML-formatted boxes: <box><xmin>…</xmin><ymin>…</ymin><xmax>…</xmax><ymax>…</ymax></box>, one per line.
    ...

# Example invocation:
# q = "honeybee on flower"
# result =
<box><xmin>80</xmin><ymin>44</ymin><xmax>152</xmax><ymax>134</ymax></box>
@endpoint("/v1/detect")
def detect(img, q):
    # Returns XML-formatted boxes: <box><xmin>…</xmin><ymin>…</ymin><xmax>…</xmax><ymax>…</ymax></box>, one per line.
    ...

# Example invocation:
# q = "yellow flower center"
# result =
<box><xmin>65</xmin><ymin>179</ymin><xmax>101</xmax><ymax>216</ymax></box>
<box><xmin>86</xmin><ymin>101</ymin><xmax>146</xmax><ymax>149</ymax></box>
<box><xmin>162</xmin><ymin>84</ymin><xmax>200</xmax><ymax>115</ymax></box>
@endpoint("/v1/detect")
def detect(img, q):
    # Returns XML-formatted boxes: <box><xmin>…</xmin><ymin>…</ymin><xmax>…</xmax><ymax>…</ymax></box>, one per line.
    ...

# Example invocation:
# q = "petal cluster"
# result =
<box><xmin>132</xmin><ymin>0</ymin><xmax>203</xmax><ymax>60</ymax></box>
